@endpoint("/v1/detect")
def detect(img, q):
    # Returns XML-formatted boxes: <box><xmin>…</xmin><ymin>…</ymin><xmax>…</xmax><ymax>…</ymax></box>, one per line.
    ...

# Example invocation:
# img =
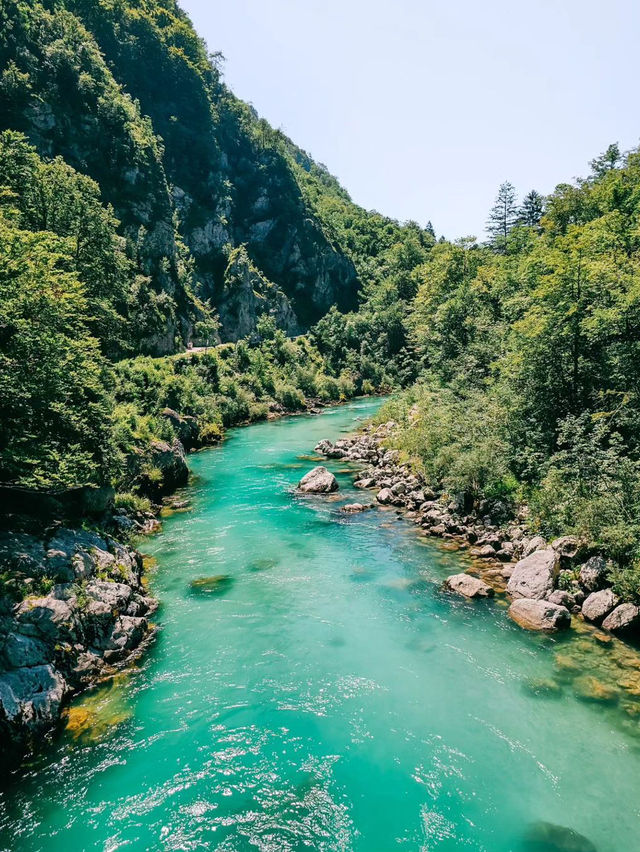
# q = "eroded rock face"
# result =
<box><xmin>297</xmin><ymin>466</ymin><xmax>338</xmax><ymax>493</ymax></box>
<box><xmin>0</xmin><ymin>528</ymin><xmax>155</xmax><ymax>761</ymax></box>
<box><xmin>507</xmin><ymin>549</ymin><xmax>559</xmax><ymax>600</ymax></box>
<box><xmin>508</xmin><ymin>599</ymin><xmax>571</xmax><ymax>632</ymax></box>
<box><xmin>444</xmin><ymin>574</ymin><xmax>495</xmax><ymax>599</ymax></box>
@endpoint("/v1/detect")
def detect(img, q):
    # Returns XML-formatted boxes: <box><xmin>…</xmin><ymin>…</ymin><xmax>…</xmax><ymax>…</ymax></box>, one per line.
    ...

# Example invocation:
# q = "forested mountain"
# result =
<box><xmin>2</xmin><ymin>0</ymin><xmax>640</xmax><ymax>595</ymax></box>
<box><xmin>0</xmin><ymin>0</ymin><xmax>368</xmax><ymax>351</ymax></box>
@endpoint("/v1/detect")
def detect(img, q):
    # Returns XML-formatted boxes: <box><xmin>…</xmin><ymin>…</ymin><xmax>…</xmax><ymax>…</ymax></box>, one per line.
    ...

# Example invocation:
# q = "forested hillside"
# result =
<box><xmin>320</xmin><ymin>145</ymin><xmax>640</xmax><ymax>596</ymax></box>
<box><xmin>2</xmin><ymin>0</ymin><xmax>640</xmax><ymax>595</ymax></box>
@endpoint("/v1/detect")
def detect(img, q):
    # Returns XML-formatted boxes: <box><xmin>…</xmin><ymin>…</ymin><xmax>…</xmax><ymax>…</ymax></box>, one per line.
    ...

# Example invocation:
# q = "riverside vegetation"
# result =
<box><xmin>1</xmin><ymin>0</ymin><xmax>640</xmax><ymax>760</ymax></box>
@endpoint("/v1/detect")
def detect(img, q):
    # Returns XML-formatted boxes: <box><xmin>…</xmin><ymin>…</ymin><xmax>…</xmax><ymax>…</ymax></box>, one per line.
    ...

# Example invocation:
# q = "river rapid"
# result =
<box><xmin>1</xmin><ymin>398</ymin><xmax>639</xmax><ymax>851</ymax></box>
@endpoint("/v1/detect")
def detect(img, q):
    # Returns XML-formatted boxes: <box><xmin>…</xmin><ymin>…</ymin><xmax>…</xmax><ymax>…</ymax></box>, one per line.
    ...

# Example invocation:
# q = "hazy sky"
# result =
<box><xmin>180</xmin><ymin>0</ymin><xmax>640</xmax><ymax>240</ymax></box>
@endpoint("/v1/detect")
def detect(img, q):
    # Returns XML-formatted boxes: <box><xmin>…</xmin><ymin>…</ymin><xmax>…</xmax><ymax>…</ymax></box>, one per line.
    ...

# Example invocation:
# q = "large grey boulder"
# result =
<box><xmin>508</xmin><ymin>599</ymin><xmax>571</xmax><ymax>632</ymax></box>
<box><xmin>298</xmin><ymin>466</ymin><xmax>338</xmax><ymax>493</ymax></box>
<box><xmin>444</xmin><ymin>574</ymin><xmax>495</xmax><ymax>599</ymax></box>
<box><xmin>602</xmin><ymin>603</ymin><xmax>640</xmax><ymax>634</ymax></box>
<box><xmin>376</xmin><ymin>488</ymin><xmax>394</xmax><ymax>505</ymax></box>
<box><xmin>581</xmin><ymin>589</ymin><xmax>619</xmax><ymax>623</ymax></box>
<box><xmin>507</xmin><ymin>549</ymin><xmax>559</xmax><ymax>600</ymax></box>
<box><xmin>578</xmin><ymin>556</ymin><xmax>608</xmax><ymax>592</ymax></box>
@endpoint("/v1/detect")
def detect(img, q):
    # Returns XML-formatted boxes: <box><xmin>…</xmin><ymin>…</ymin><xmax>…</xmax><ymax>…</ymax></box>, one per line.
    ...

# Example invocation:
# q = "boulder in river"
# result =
<box><xmin>508</xmin><ymin>598</ymin><xmax>571</xmax><ymax>632</ymax></box>
<box><xmin>297</xmin><ymin>466</ymin><xmax>338</xmax><ymax>493</ymax></box>
<box><xmin>522</xmin><ymin>820</ymin><xmax>597</xmax><ymax>852</ymax></box>
<box><xmin>507</xmin><ymin>549</ymin><xmax>559</xmax><ymax>600</ymax></box>
<box><xmin>602</xmin><ymin>603</ymin><xmax>640</xmax><ymax>634</ymax></box>
<box><xmin>444</xmin><ymin>573</ymin><xmax>495</xmax><ymax>599</ymax></box>
<box><xmin>581</xmin><ymin>589</ymin><xmax>619</xmax><ymax>623</ymax></box>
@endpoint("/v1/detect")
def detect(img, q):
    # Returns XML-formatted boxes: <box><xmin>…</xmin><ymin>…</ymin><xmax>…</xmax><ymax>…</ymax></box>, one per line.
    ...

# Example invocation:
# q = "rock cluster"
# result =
<box><xmin>0</xmin><ymin>527</ymin><xmax>155</xmax><ymax>759</ymax></box>
<box><xmin>316</xmin><ymin>423</ymin><xmax>635</xmax><ymax>639</ymax></box>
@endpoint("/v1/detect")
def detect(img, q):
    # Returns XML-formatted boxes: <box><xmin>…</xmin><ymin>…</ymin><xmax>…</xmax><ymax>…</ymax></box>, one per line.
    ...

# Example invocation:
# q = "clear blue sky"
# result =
<box><xmin>180</xmin><ymin>0</ymin><xmax>640</xmax><ymax>240</ymax></box>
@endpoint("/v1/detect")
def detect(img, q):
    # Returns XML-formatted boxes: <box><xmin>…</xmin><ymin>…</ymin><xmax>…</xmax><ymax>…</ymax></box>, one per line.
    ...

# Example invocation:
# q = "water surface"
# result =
<box><xmin>1</xmin><ymin>398</ymin><xmax>639</xmax><ymax>851</ymax></box>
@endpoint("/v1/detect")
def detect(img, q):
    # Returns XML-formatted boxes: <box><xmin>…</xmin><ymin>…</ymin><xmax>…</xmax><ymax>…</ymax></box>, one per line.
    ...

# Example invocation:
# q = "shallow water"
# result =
<box><xmin>2</xmin><ymin>398</ymin><xmax>640</xmax><ymax>851</ymax></box>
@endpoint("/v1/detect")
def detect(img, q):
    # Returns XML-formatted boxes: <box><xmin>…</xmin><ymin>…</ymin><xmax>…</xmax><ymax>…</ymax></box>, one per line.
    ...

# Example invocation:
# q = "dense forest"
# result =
<box><xmin>2</xmin><ymin>0</ymin><xmax>640</xmax><ymax>596</ymax></box>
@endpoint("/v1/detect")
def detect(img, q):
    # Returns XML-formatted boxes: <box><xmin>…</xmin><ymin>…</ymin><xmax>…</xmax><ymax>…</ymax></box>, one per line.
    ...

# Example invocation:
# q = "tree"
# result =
<box><xmin>517</xmin><ymin>190</ymin><xmax>545</xmax><ymax>228</ymax></box>
<box><xmin>590</xmin><ymin>143</ymin><xmax>621</xmax><ymax>179</ymax></box>
<box><xmin>486</xmin><ymin>181</ymin><xmax>518</xmax><ymax>250</ymax></box>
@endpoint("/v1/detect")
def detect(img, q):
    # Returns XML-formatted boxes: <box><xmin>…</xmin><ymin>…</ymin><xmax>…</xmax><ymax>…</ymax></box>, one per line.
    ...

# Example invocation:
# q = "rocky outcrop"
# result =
<box><xmin>217</xmin><ymin>247</ymin><xmax>300</xmax><ymax>342</ymax></box>
<box><xmin>298</xmin><ymin>466</ymin><xmax>338</xmax><ymax>493</ymax></box>
<box><xmin>508</xmin><ymin>599</ymin><xmax>571</xmax><ymax>632</ymax></box>
<box><xmin>143</xmin><ymin>439</ymin><xmax>189</xmax><ymax>496</ymax></box>
<box><xmin>161</xmin><ymin>409</ymin><xmax>201</xmax><ymax>451</ymax></box>
<box><xmin>507</xmin><ymin>550</ymin><xmax>559</xmax><ymax>600</ymax></box>
<box><xmin>445</xmin><ymin>574</ymin><xmax>495</xmax><ymax>599</ymax></box>
<box><xmin>0</xmin><ymin>527</ymin><xmax>155</xmax><ymax>761</ymax></box>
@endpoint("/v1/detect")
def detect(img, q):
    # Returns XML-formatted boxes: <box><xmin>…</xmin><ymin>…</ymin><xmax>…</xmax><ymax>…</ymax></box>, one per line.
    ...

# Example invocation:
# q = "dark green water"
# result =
<box><xmin>1</xmin><ymin>398</ymin><xmax>640</xmax><ymax>851</ymax></box>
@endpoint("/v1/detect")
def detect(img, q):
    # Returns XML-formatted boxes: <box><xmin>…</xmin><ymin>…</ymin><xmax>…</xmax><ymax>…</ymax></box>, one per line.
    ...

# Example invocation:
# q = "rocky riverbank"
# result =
<box><xmin>315</xmin><ymin>422</ymin><xmax>639</xmax><ymax>639</ymax></box>
<box><xmin>0</xmin><ymin>524</ymin><xmax>156</xmax><ymax>765</ymax></box>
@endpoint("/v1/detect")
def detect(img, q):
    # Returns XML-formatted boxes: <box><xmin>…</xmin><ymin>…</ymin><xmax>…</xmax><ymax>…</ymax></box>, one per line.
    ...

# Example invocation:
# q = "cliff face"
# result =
<box><xmin>0</xmin><ymin>0</ymin><xmax>360</xmax><ymax>351</ymax></box>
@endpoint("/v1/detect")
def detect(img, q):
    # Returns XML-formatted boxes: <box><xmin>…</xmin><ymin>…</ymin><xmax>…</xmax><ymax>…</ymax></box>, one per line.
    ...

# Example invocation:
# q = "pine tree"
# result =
<box><xmin>486</xmin><ymin>181</ymin><xmax>517</xmax><ymax>250</ymax></box>
<box><xmin>589</xmin><ymin>143</ymin><xmax>621</xmax><ymax>178</ymax></box>
<box><xmin>517</xmin><ymin>190</ymin><xmax>545</xmax><ymax>228</ymax></box>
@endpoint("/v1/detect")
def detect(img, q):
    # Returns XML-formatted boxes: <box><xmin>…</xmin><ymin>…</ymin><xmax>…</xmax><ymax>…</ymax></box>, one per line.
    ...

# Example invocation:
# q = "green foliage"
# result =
<box><xmin>0</xmin><ymin>209</ymin><xmax>115</xmax><ymax>488</ymax></box>
<box><xmin>378</xmin><ymin>386</ymin><xmax>515</xmax><ymax>501</ymax></box>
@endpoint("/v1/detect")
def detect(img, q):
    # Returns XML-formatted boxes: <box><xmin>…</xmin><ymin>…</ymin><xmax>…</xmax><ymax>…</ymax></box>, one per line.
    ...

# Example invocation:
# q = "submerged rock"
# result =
<box><xmin>444</xmin><ymin>573</ymin><xmax>495</xmax><ymax>599</ymax></box>
<box><xmin>523</xmin><ymin>820</ymin><xmax>597</xmax><ymax>852</ymax></box>
<box><xmin>507</xmin><ymin>549</ymin><xmax>559</xmax><ymax>600</ymax></box>
<box><xmin>522</xmin><ymin>677</ymin><xmax>563</xmax><ymax>697</ymax></box>
<box><xmin>246</xmin><ymin>558</ymin><xmax>278</xmax><ymax>572</ymax></box>
<box><xmin>508</xmin><ymin>598</ymin><xmax>571</xmax><ymax>632</ymax></box>
<box><xmin>297</xmin><ymin>466</ymin><xmax>339</xmax><ymax>493</ymax></box>
<box><xmin>573</xmin><ymin>675</ymin><xmax>618</xmax><ymax>705</ymax></box>
<box><xmin>189</xmin><ymin>575</ymin><xmax>234</xmax><ymax>596</ymax></box>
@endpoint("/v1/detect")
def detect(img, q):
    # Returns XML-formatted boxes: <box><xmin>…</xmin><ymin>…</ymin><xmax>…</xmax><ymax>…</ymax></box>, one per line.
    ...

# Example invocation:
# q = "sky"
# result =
<box><xmin>180</xmin><ymin>0</ymin><xmax>640</xmax><ymax>241</ymax></box>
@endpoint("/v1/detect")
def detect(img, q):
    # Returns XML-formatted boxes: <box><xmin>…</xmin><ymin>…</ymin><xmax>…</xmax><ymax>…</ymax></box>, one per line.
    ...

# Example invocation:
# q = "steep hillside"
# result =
<box><xmin>0</xmin><ymin>0</ymin><xmax>365</xmax><ymax>348</ymax></box>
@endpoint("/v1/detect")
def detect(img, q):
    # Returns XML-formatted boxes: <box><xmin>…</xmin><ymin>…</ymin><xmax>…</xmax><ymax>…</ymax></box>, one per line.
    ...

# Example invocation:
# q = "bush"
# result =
<box><xmin>276</xmin><ymin>383</ymin><xmax>306</xmax><ymax>411</ymax></box>
<box><xmin>114</xmin><ymin>492</ymin><xmax>152</xmax><ymax>514</ymax></box>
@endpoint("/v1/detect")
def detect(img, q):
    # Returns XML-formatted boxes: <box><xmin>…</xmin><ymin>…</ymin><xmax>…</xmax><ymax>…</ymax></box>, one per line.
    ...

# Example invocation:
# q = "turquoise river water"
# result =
<box><xmin>1</xmin><ymin>398</ymin><xmax>640</xmax><ymax>851</ymax></box>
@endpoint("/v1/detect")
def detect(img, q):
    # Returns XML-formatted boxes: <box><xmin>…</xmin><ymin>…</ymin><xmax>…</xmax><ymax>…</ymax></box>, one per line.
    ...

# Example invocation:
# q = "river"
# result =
<box><xmin>1</xmin><ymin>398</ymin><xmax>639</xmax><ymax>851</ymax></box>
